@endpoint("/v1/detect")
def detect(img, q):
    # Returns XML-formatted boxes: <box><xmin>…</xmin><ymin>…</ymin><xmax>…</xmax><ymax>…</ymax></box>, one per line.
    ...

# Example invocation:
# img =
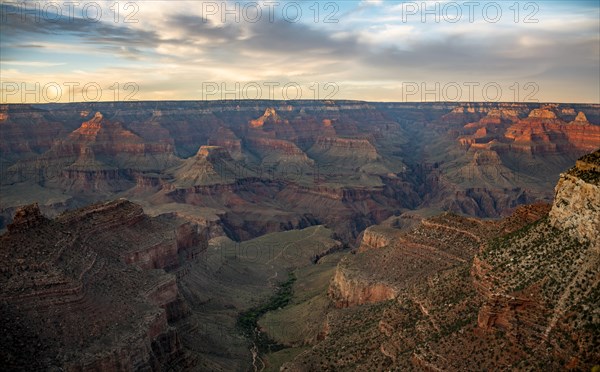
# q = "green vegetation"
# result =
<box><xmin>483</xmin><ymin>216</ymin><xmax>546</xmax><ymax>259</ymax></box>
<box><xmin>482</xmin><ymin>215</ymin><xmax>590</xmax><ymax>298</ymax></box>
<box><xmin>237</xmin><ymin>272</ymin><xmax>297</xmax><ymax>353</ymax></box>
<box><xmin>258</xmin><ymin>253</ymin><xmax>342</xmax><ymax>347</ymax></box>
<box><xmin>263</xmin><ymin>347</ymin><xmax>311</xmax><ymax>372</ymax></box>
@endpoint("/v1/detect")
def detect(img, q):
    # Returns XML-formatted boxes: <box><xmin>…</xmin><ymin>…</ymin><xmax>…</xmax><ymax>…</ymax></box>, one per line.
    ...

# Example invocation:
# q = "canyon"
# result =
<box><xmin>0</xmin><ymin>200</ymin><xmax>344</xmax><ymax>370</ymax></box>
<box><xmin>1</xmin><ymin>101</ymin><xmax>599</xmax><ymax>371</ymax></box>
<box><xmin>2</xmin><ymin>101</ymin><xmax>598</xmax><ymax>241</ymax></box>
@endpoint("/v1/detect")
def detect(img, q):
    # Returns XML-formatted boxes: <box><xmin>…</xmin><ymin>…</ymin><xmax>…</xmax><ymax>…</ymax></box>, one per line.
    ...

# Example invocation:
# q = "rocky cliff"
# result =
<box><xmin>283</xmin><ymin>204</ymin><xmax>554</xmax><ymax>371</ymax></box>
<box><xmin>328</xmin><ymin>212</ymin><xmax>498</xmax><ymax>309</ymax></box>
<box><xmin>549</xmin><ymin>151</ymin><xmax>600</xmax><ymax>247</ymax></box>
<box><xmin>284</xmin><ymin>153</ymin><xmax>598</xmax><ymax>371</ymax></box>
<box><xmin>0</xmin><ymin>200</ymin><xmax>207</xmax><ymax>370</ymax></box>
<box><xmin>473</xmin><ymin>150</ymin><xmax>600</xmax><ymax>368</ymax></box>
<box><xmin>458</xmin><ymin>107</ymin><xmax>599</xmax><ymax>156</ymax></box>
<box><xmin>505</xmin><ymin>108</ymin><xmax>599</xmax><ymax>154</ymax></box>
<box><xmin>358</xmin><ymin>225</ymin><xmax>404</xmax><ymax>252</ymax></box>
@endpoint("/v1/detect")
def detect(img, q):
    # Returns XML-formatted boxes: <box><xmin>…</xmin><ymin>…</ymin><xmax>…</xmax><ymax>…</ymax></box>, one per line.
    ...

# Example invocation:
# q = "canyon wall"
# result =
<box><xmin>0</xmin><ymin>200</ymin><xmax>207</xmax><ymax>370</ymax></box>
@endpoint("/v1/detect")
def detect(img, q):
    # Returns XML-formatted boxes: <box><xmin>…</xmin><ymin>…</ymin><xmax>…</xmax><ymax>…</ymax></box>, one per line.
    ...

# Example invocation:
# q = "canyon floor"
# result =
<box><xmin>0</xmin><ymin>101</ymin><xmax>599</xmax><ymax>371</ymax></box>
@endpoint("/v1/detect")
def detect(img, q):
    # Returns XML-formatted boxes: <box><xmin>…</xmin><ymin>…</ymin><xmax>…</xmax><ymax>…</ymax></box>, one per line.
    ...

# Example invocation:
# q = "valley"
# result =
<box><xmin>0</xmin><ymin>101</ymin><xmax>598</xmax><ymax>370</ymax></box>
<box><xmin>2</xmin><ymin>101</ymin><xmax>598</xmax><ymax>241</ymax></box>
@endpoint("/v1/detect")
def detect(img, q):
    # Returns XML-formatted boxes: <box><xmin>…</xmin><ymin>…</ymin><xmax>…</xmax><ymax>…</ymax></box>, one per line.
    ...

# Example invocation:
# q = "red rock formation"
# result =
<box><xmin>68</xmin><ymin>112</ymin><xmax>177</xmax><ymax>161</ymax></box>
<box><xmin>458</xmin><ymin>107</ymin><xmax>599</xmax><ymax>155</ymax></box>
<box><xmin>358</xmin><ymin>225</ymin><xmax>403</xmax><ymax>252</ymax></box>
<box><xmin>169</xmin><ymin>145</ymin><xmax>252</xmax><ymax>187</ymax></box>
<box><xmin>505</xmin><ymin>108</ymin><xmax>600</xmax><ymax>154</ymax></box>
<box><xmin>6</xmin><ymin>112</ymin><xmax>180</xmax><ymax>192</ymax></box>
<box><xmin>249</xmin><ymin>107</ymin><xmax>287</xmax><ymax>128</ymax></box>
<box><xmin>571</xmin><ymin>111</ymin><xmax>588</xmax><ymax>124</ymax></box>
<box><xmin>328</xmin><ymin>265</ymin><xmax>397</xmax><ymax>308</ymax></box>
<box><xmin>0</xmin><ymin>106</ymin><xmax>8</xmax><ymax>122</ymax></box>
<box><xmin>329</xmin><ymin>212</ymin><xmax>496</xmax><ymax>310</ymax></box>
<box><xmin>1</xmin><ymin>101</ymin><xmax>598</xmax><ymax>242</ymax></box>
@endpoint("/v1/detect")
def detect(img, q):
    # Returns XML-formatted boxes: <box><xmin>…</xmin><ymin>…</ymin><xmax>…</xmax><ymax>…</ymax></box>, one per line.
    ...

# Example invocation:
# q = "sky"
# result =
<box><xmin>1</xmin><ymin>0</ymin><xmax>599</xmax><ymax>103</ymax></box>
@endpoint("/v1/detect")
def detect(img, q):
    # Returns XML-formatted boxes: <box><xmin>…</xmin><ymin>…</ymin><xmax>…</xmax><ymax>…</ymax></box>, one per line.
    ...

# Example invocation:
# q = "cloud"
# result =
<box><xmin>1</xmin><ymin>61</ymin><xmax>66</xmax><ymax>67</ymax></box>
<box><xmin>1</xmin><ymin>1</ymin><xmax>598</xmax><ymax>103</ymax></box>
<box><xmin>0</xmin><ymin>3</ymin><xmax>160</xmax><ymax>57</ymax></box>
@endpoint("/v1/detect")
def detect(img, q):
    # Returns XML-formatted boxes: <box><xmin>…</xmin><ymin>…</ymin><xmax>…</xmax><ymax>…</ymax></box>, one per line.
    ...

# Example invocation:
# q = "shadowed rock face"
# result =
<box><xmin>7</xmin><ymin>203</ymin><xmax>46</xmax><ymax>232</ymax></box>
<box><xmin>0</xmin><ymin>200</ymin><xmax>207</xmax><ymax>371</ymax></box>
<box><xmin>3</xmin><ymin>111</ymin><xmax>180</xmax><ymax>197</ymax></box>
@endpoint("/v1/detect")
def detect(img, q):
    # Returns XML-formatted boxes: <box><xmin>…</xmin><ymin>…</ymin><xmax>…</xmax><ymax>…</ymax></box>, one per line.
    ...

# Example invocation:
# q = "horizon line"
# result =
<box><xmin>3</xmin><ymin>100</ymin><xmax>600</xmax><ymax>106</ymax></box>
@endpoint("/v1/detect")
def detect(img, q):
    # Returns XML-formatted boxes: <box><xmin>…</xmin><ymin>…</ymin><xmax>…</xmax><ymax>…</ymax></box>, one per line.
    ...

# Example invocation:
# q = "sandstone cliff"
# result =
<box><xmin>328</xmin><ymin>212</ymin><xmax>496</xmax><ymax>309</ymax></box>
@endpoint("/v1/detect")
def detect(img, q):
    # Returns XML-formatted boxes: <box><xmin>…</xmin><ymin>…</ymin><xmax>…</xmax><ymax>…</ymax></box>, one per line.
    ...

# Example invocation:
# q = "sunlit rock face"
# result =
<box><xmin>1</xmin><ymin>101</ymin><xmax>598</xmax><ymax>239</ymax></box>
<box><xmin>549</xmin><ymin>150</ymin><xmax>600</xmax><ymax>248</ymax></box>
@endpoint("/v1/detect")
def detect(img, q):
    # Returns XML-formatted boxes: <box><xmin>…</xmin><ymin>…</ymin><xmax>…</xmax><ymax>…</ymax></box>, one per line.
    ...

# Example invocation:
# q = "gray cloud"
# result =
<box><xmin>0</xmin><ymin>4</ymin><xmax>160</xmax><ymax>54</ymax></box>
<box><xmin>166</xmin><ymin>14</ymin><xmax>242</xmax><ymax>42</ymax></box>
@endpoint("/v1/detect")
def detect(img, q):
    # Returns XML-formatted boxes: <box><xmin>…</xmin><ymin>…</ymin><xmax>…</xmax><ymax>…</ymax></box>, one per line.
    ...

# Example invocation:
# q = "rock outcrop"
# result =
<box><xmin>328</xmin><ymin>212</ymin><xmax>497</xmax><ymax>309</ymax></box>
<box><xmin>329</xmin><ymin>267</ymin><xmax>397</xmax><ymax>308</ymax></box>
<box><xmin>285</xmin><ymin>204</ymin><xmax>557</xmax><ymax>371</ymax></box>
<box><xmin>549</xmin><ymin>150</ymin><xmax>600</xmax><ymax>247</ymax></box>
<box><xmin>308</xmin><ymin>136</ymin><xmax>379</xmax><ymax>166</ymax></box>
<box><xmin>6</xmin><ymin>203</ymin><xmax>47</xmax><ymax>232</ymax></box>
<box><xmin>5</xmin><ymin>112</ymin><xmax>180</xmax><ymax>194</ymax></box>
<box><xmin>358</xmin><ymin>225</ymin><xmax>403</xmax><ymax>252</ymax></box>
<box><xmin>457</xmin><ymin>106</ymin><xmax>600</xmax><ymax>155</ymax></box>
<box><xmin>505</xmin><ymin>108</ymin><xmax>600</xmax><ymax>154</ymax></box>
<box><xmin>249</xmin><ymin>107</ymin><xmax>287</xmax><ymax>128</ymax></box>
